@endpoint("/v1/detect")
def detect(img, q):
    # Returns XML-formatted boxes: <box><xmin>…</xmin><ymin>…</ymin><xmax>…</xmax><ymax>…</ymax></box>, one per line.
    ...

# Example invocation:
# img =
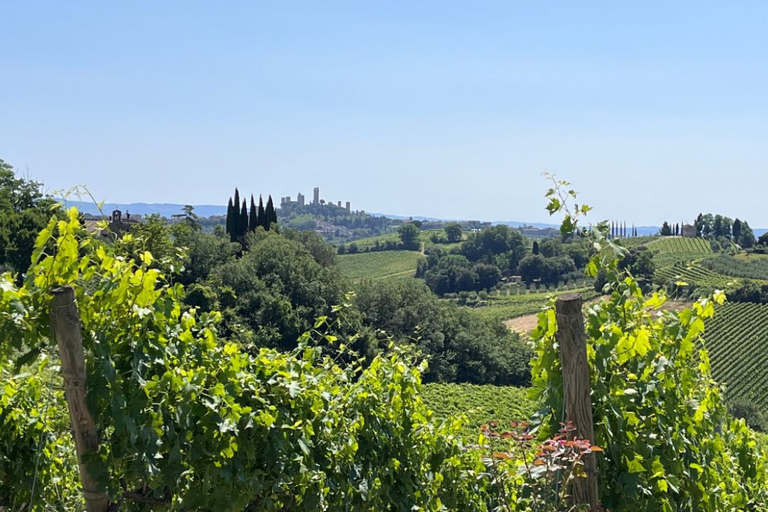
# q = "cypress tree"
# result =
<box><xmin>233</xmin><ymin>188</ymin><xmax>241</xmax><ymax>238</ymax></box>
<box><xmin>266</xmin><ymin>195</ymin><xmax>277</xmax><ymax>230</ymax></box>
<box><xmin>733</xmin><ymin>218</ymin><xmax>742</xmax><ymax>241</ymax></box>
<box><xmin>226</xmin><ymin>197</ymin><xmax>235</xmax><ymax>241</ymax></box>
<box><xmin>532</xmin><ymin>241</ymin><xmax>539</xmax><ymax>255</ymax></box>
<box><xmin>240</xmin><ymin>200</ymin><xmax>248</xmax><ymax>238</ymax></box>
<box><xmin>258</xmin><ymin>195</ymin><xmax>266</xmax><ymax>229</ymax></box>
<box><xmin>249</xmin><ymin>195</ymin><xmax>258</xmax><ymax>232</ymax></box>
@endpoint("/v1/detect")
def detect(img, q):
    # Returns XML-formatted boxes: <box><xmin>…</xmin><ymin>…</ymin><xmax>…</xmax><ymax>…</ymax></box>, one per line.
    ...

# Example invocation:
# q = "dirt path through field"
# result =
<box><xmin>503</xmin><ymin>298</ymin><xmax>693</xmax><ymax>336</ymax></box>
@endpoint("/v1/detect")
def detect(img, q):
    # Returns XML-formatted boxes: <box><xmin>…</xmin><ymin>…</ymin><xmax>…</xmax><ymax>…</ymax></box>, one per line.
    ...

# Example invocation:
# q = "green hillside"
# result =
<box><xmin>647</xmin><ymin>236</ymin><xmax>713</xmax><ymax>267</ymax></box>
<box><xmin>459</xmin><ymin>287</ymin><xmax>599</xmax><ymax>322</ymax></box>
<box><xmin>706</xmin><ymin>302</ymin><xmax>768</xmax><ymax>407</ymax></box>
<box><xmin>337</xmin><ymin>250</ymin><xmax>423</xmax><ymax>280</ymax></box>
<box><xmin>654</xmin><ymin>262</ymin><xmax>741</xmax><ymax>290</ymax></box>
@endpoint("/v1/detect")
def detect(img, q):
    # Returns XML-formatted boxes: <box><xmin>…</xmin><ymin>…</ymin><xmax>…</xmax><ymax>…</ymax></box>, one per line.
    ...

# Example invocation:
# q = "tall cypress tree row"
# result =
<box><xmin>249</xmin><ymin>195</ymin><xmax>258</xmax><ymax>232</ymax></box>
<box><xmin>265</xmin><ymin>195</ymin><xmax>277</xmax><ymax>230</ymax></box>
<box><xmin>226</xmin><ymin>197</ymin><xmax>235</xmax><ymax>241</ymax></box>
<box><xmin>258</xmin><ymin>195</ymin><xmax>266</xmax><ymax>229</ymax></box>
<box><xmin>239</xmin><ymin>200</ymin><xmax>249</xmax><ymax>238</ymax></box>
<box><xmin>233</xmin><ymin>188</ymin><xmax>241</xmax><ymax>239</ymax></box>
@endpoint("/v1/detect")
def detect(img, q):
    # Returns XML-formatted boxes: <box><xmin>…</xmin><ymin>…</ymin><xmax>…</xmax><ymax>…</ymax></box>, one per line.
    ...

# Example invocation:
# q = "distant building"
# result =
<box><xmin>313</xmin><ymin>187</ymin><xmax>320</xmax><ymax>205</ymax></box>
<box><xmin>345</xmin><ymin>201</ymin><xmax>351</xmax><ymax>213</ymax></box>
<box><xmin>682</xmin><ymin>224</ymin><xmax>696</xmax><ymax>237</ymax></box>
<box><xmin>107</xmin><ymin>208</ymin><xmax>140</xmax><ymax>235</ymax></box>
<box><xmin>297</xmin><ymin>193</ymin><xmax>305</xmax><ymax>206</ymax></box>
<box><xmin>337</xmin><ymin>200</ymin><xmax>342</xmax><ymax>207</ymax></box>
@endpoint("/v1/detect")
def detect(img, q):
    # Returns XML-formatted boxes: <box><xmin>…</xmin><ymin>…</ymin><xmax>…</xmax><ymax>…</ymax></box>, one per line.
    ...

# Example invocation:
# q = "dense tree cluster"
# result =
<box><xmin>417</xmin><ymin>225</ymin><xmax>590</xmax><ymax>294</ymax></box>
<box><xmin>225</xmin><ymin>188</ymin><xmax>277</xmax><ymax>243</ymax></box>
<box><xmin>694</xmin><ymin>212</ymin><xmax>755</xmax><ymax>248</ymax></box>
<box><xmin>0</xmin><ymin>159</ymin><xmax>58</xmax><ymax>281</ymax></box>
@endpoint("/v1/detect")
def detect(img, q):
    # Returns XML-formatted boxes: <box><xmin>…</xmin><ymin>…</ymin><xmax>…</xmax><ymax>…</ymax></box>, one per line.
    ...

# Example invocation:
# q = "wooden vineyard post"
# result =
<box><xmin>50</xmin><ymin>286</ymin><xmax>109</xmax><ymax>512</ymax></box>
<box><xmin>555</xmin><ymin>293</ymin><xmax>600</xmax><ymax>509</ymax></box>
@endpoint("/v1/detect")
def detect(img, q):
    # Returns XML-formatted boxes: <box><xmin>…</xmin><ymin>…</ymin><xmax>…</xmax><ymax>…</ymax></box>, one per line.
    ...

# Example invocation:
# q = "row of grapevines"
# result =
<box><xmin>705</xmin><ymin>302</ymin><xmax>768</xmax><ymax>408</ymax></box>
<box><xmin>648</xmin><ymin>236</ymin><xmax>712</xmax><ymax>254</ymax></box>
<box><xmin>653</xmin><ymin>262</ymin><xmax>740</xmax><ymax>290</ymax></box>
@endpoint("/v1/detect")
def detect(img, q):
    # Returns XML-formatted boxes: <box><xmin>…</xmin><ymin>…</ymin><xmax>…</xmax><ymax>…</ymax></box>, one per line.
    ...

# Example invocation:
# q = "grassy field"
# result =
<box><xmin>421</xmin><ymin>383</ymin><xmax>536</xmax><ymax>441</ymax></box>
<box><xmin>337</xmin><ymin>250</ymin><xmax>423</xmax><ymax>280</ymax></box>
<box><xmin>346</xmin><ymin>229</ymin><xmax>463</xmax><ymax>252</ymax></box>
<box><xmin>458</xmin><ymin>287</ymin><xmax>600</xmax><ymax>322</ymax></box>
<box><xmin>705</xmin><ymin>302</ymin><xmax>768</xmax><ymax>408</ymax></box>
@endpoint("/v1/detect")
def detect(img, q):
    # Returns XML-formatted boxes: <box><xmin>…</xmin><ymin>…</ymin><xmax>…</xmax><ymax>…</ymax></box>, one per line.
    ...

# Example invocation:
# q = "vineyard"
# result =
<box><xmin>646</xmin><ymin>236</ymin><xmax>714</xmax><ymax>268</ymax></box>
<box><xmin>336</xmin><ymin>250</ymin><xmax>423</xmax><ymax>280</ymax></box>
<box><xmin>647</xmin><ymin>236</ymin><xmax>712</xmax><ymax>254</ymax></box>
<box><xmin>421</xmin><ymin>383</ymin><xmax>535</xmax><ymax>441</ymax></box>
<box><xmin>705</xmin><ymin>302</ymin><xmax>768</xmax><ymax>408</ymax></box>
<box><xmin>455</xmin><ymin>287</ymin><xmax>600</xmax><ymax>322</ymax></box>
<box><xmin>653</xmin><ymin>262</ymin><xmax>739</xmax><ymax>290</ymax></box>
<box><xmin>701</xmin><ymin>254</ymin><xmax>768</xmax><ymax>281</ymax></box>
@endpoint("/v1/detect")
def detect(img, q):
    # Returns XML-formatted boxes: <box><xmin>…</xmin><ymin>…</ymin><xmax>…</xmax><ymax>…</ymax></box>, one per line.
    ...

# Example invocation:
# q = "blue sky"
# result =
<box><xmin>2</xmin><ymin>2</ymin><xmax>768</xmax><ymax>225</ymax></box>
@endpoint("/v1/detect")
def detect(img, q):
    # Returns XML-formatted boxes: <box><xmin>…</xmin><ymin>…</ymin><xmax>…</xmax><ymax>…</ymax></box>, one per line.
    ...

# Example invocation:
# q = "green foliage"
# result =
<box><xmin>729</xmin><ymin>397</ymin><xmax>768</xmax><ymax>433</ymax></box>
<box><xmin>1</xmin><ymin>208</ymin><xmax>504</xmax><ymax>511</ymax></box>
<box><xmin>354</xmin><ymin>279</ymin><xmax>531</xmax><ymax>386</ymax></box>
<box><xmin>461</xmin><ymin>225</ymin><xmax>527</xmax><ymax>272</ymax></box>
<box><xmin>531</xmin><ymin>177</ymin><xmax>768</xmax><ymax>511</ymax></box>
<box><xmin>337</xmin><ymin>250</ymin><xmax>422</xmax><ymax>281</ymax></box>
<box><xmin>0</xmin><ymin>355</ymin><xmax>82</xmax><ymax>509</ymax></box>
<box><xmin>209</xmin><ymin>229</ymin><xmax>346</xmax><ymax>350</ymax></box>
<box><xmin>421</xmin><ymin>383</ymin><xmax>536</xmax><ymax>440</ymax></box>
<box><xmin>397</xmin><ymin>222</ymin><xmax>421</xmax><ymax>251</ymax></box>
<box><xmin>171</xmin><ymin>222</ymin><xmax>238</xmax><ymax>285</ymax></box>
<box><xmin>444</xmin><ymin>223</ymin><xmax>463</xmax><ymax>243</ymax></box>
<box><xmin>701</xmin><ymin>254</ymin><xmax>768</xmax><ymax>281</ymax></box>
<box><xmin>517</xmin><ymin>254</ymin><xmax>576</xmax><ymax>285</ymax></box>
<box><xmin>0</xmin><ymin>159</ymin><xmax>58</xmax><ymax>280</ymax></box>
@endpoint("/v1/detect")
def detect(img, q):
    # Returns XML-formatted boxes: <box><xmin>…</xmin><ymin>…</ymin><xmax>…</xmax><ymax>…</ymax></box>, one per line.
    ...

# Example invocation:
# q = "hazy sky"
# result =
<box><xmin>3</xmin><ymin>2</ymin><xmax>768</xmax><ymax>225</ymax></box>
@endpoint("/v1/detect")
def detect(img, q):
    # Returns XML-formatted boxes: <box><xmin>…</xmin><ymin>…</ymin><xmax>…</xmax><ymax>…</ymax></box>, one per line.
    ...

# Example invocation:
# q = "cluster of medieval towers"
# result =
<box><xmin>280</xmin><ymin>187</ymin><xmax>351</xmax><ymax>213</ymax></box>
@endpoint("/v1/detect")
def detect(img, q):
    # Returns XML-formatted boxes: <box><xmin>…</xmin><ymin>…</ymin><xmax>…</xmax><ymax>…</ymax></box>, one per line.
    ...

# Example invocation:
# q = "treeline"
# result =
<box><xmin>0</xmin><ymin>159</ymin><xmax>59</xmax><ymax>281</ymax></box>
<box><xmin>416</xmin><ymin>225</ymin><xmax>591</xmax><ymax>295</ymax></box>
<box><xmin>693</xmin><ymin>213</ymin><xmax>756</xmax><ymax>248</ymax></box>
<box><xmin>225</xmin><ymin>188</ymin><xmax>277</xmax><ymax>243</ymax></box>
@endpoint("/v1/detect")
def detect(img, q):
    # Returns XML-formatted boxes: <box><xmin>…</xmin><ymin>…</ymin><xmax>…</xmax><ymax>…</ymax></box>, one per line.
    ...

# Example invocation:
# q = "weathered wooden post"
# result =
<box><xmin>50</xmin><ymin>286</ymin><xmax>109</xmax><ymax>512</ymax></box>
<box><xmin>555</xmin><ymin>293</ymin><xmax>599</xmax><ymax>509</ymax></box>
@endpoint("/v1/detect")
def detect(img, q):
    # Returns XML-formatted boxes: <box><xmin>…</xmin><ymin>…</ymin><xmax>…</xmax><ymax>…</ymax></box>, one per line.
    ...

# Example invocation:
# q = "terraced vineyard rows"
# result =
<box><xmin>646</xmin><ymin>237</ymin><xmax>713</xmax><ymax>268</ymax></box>
<box><xmin>705</xmin><ymin>302</ymin><xmax>768</xmax><ymax>407</ymax></box>
<box><xmin>653</xmin><ymin>262</ymin><xmax>740</xmax><ymax>290</ymax></box>
<box><xmin>648</xmin><ymin>237</ymin><xmax>712</xmax><ymax>254</ymax></box>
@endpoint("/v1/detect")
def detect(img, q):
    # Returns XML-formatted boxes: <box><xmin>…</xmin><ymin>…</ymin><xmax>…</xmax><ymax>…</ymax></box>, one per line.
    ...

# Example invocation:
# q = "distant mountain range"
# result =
<box><xmin>59</xmin><ymin>200</ymin><xmax>227</xmax><ymax>218</ymax></box>
<box><xmin>59</xmin><ymin>200</ymin><xmax>766</xmax><ymax>238</ymax></box>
